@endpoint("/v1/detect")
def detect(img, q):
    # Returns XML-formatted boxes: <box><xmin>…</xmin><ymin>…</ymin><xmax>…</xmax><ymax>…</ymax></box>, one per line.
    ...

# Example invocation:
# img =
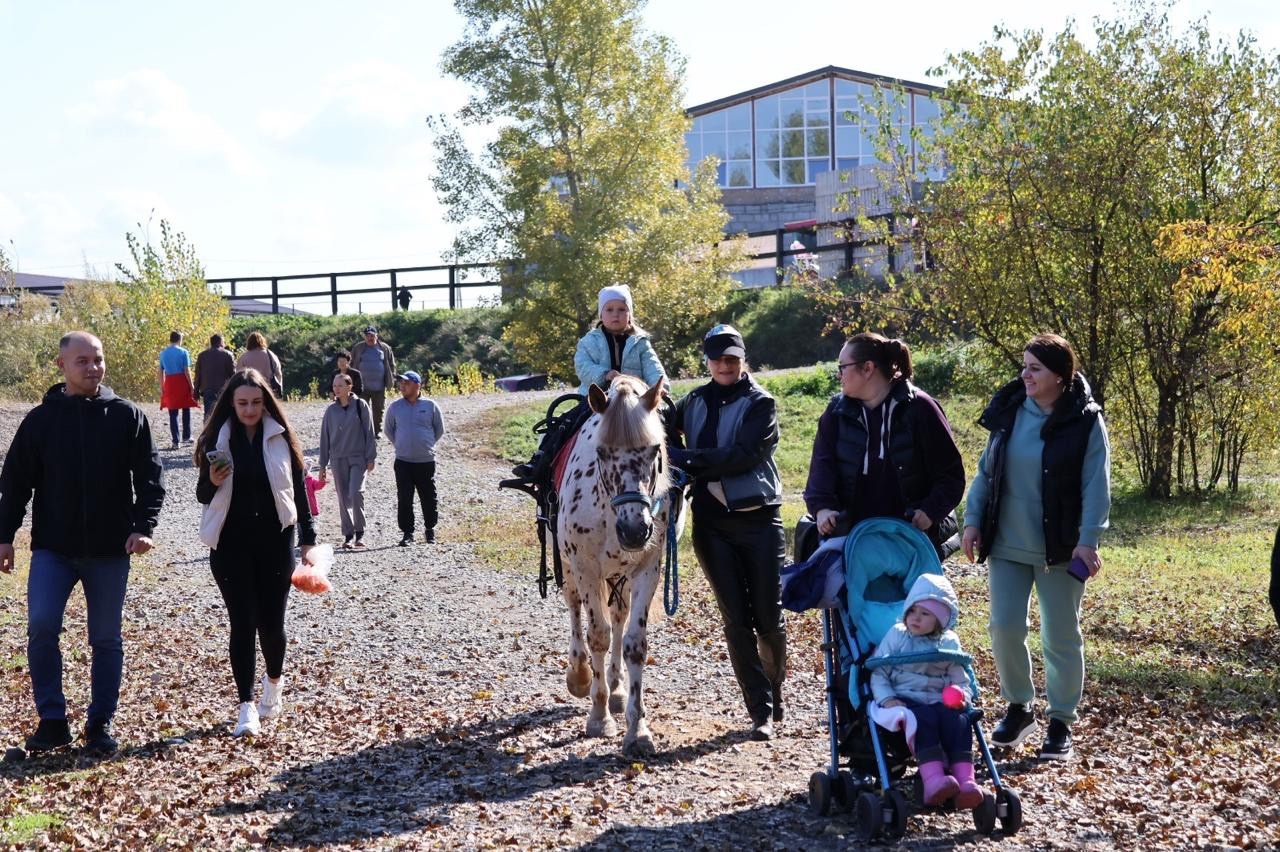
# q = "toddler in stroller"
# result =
<box><xmin>792</xmin><ymin>516</ymin><xmax>1022</xmax><ymax>840</ymax></box>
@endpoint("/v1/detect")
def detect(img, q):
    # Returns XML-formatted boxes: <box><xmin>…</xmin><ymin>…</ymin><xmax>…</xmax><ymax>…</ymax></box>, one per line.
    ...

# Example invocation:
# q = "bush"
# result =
<box><xmin>715</xmin><ymin>287</ymin><xmax>844</xmax><ymax>372</ymax></box>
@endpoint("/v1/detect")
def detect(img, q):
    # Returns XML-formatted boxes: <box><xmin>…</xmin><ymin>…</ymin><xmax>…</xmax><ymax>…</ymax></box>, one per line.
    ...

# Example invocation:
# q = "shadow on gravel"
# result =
<box><xmin>574</xmin><ymin>802</ymin><xmax>819</xmax><ymax>851</ymax></box>
<box><xmin>0</xmin><ymin>723</ymin><xmax>227</xmax><ymax>781</ymax></box>
<box><xmin>212</xmin><ymin>704</ymin><xmax>746</xmax><ymax>847</ymax></box>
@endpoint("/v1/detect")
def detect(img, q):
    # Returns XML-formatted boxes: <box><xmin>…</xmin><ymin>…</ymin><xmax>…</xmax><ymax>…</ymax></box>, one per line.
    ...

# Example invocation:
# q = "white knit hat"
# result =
<box><xmin>597</xmin><ymin>284</ymin><xmax>634</xmax><ymax>317</ymax></box>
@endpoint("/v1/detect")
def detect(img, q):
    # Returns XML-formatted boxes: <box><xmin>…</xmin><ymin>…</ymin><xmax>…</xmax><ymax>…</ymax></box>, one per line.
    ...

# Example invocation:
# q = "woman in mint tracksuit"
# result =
<box><xmin>961</xmin><ymin>333</ymin><xmax>1110</xmax><ymax>762</ymax></box>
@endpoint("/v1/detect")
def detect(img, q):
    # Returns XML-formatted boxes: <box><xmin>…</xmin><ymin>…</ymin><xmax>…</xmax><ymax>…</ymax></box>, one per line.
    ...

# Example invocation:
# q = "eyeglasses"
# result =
<box><xmin>836</xmin><ymin>360</ymin><xmax>867</xmax><ymax>373</ymax></box>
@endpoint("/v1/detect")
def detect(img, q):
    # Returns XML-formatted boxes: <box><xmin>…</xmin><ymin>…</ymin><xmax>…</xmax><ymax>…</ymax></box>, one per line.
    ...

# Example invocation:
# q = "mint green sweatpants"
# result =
<box><xmin>987</xmin><ymin>557</ymin><xmax>1086</xmax><ymax>724</ymax></box>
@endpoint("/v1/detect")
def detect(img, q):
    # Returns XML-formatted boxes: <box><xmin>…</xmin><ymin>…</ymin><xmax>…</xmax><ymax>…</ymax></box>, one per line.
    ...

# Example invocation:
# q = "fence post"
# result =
<box><xmin>330</xmin><ymin>274</ymin><xmax>338</xmax><ymax>316</ymax></box>
<box><xmin>271</xmin><ymin>278</ymin><xmax>279</xmax><ymax>314</ymax></box>
<box><xmin>449</xmin><ymin>266</ymin><xmax>457</xmax><ymax>309</ymax></box>
<box><xmin>390</xmin><ymin>269</ymin><xmax>398</xmax><ymax>311</ymax></box>
<box><xmin>230</xmin><ymin>280</ymin><xmax>238</xmax><ymax>298</ymax></box>
<box><xmin>775</xmin><ymin>229</ymin><xmax>785</xmax><ymax>281</ymax></box>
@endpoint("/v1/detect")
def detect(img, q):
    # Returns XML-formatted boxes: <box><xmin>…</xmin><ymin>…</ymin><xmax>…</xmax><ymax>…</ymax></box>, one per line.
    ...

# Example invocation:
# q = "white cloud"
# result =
<box><xmin>0</xmin><ymin>193</ymin><xmax>25</xmax><ymax>236</ymax></box>
<box><xmin>67</xmin><ymin>69</ymin><xmax>264</xmax><ymax>177</ymax></box>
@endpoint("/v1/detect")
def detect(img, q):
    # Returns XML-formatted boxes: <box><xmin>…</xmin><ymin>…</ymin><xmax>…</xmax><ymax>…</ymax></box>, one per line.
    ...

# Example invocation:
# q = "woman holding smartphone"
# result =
<box><xmin>961</xmin><ymin>333</ymin><xmax>1111</xmax><ymax>761</ymax></box>
<box><xmin>194</xmin><ymin>368</ymin><xmax>316</xmax><ymax>737</ymax></box>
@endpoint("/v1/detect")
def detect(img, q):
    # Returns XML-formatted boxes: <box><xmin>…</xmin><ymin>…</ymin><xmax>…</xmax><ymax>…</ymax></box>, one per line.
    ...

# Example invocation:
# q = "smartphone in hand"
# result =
<box><xmin>207</xmin><ymin>449</ymin><xmax>232</xmax><ymax>471</ymax></box>
<box><xmin>1067</xmin><ymin>556</ymin><xmax>1091</xmax><ymax>583</ymax></box>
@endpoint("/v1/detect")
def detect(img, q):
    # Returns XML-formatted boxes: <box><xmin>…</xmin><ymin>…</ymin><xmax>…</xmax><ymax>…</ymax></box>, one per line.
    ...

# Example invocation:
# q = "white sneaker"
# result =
<box><xmin>258</xmin><ymin>675</ymin><xmax>284</xmax><ymax>719</ymax></box>
<box><xmin>233</xmin><ymin>701</ymin><xmax>260</xmax><ymax>737</ymax></box>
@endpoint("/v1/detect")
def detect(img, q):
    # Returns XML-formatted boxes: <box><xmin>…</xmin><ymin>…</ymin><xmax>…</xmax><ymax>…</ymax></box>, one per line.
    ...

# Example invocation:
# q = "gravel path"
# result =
<box><xmin>0</xmin><ymin>392</ymin><xmax>1090</xmax><ymax>849</ymax></box>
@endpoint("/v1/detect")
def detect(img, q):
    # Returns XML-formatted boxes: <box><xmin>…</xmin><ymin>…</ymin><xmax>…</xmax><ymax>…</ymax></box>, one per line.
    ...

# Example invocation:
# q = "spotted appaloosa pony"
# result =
<box><xmin>557</xmin><ymin>375</ymin><xmax>672</xmax><ymax>755</ymax></box>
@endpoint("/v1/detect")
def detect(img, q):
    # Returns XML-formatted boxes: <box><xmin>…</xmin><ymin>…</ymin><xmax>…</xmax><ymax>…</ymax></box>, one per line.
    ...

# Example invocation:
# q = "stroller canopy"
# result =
<box><xmin>842</xmin><ymin>517</ymin><xmax>943</xmax><ymax>660</ymax></box>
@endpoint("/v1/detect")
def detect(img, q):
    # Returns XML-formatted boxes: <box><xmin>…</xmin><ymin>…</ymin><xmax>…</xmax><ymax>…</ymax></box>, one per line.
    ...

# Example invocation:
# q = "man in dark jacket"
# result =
<box><xmin>0</xmin><ymin>331</ymin><xmax>165</xmax><ymax>756</ymax></box>
<box><xmin>193</xmin><ymin>333</ymin><xmax>236</xmax><ymax>417</ymax></box>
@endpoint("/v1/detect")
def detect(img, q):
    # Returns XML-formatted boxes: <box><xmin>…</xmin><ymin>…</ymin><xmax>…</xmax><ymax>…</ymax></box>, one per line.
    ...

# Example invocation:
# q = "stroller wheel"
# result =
<box><xmin>834</xmin><ymin>769</ymin><xmax>858</xmax><ymax>811</ymax></box>
<box><xmin>808</xmin><ymin>771</ymin><xmax>834</xmax><ymax>816</ymax></box>
<box><xmin>884</xmin><ymin>789</ymin><xmax>910</xmax><ymax>839</ymax></box>
<box><xmin>998</xmin><ymin>788</ymin><xmax>1023</xmax><ymax>834</ymax></box>
<box><xmin>855</xmin><ymin>792</ymin><xmax>882</xmax><ymax>840</ymax></box>
<box><xmin>973</xmin><ymin>792</ymin><xmax>998</xmax><ymax>835</ymax></box>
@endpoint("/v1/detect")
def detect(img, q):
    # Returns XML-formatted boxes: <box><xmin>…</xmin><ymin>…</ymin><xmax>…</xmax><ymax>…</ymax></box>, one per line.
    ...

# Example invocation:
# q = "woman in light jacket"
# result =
<box><xmin>670</xmin><ymin>325</ymin><xmax>785</xmax><ymax>741</ymax></box>
<box><xmin>235</xmin><ymin>332</ymin><xmax>284</xmax><ymax>398</ymax></box>
<box><xmin>962</xmin><ymin>333</ymin><xmax>1110</xmax><ymax>762</ymax></box>
<box><xmin>195</xmin><ymin>368</ymin><xmax>316</xmax><ymax>737</ymax></box>
<box><xmin>317</xmin><ymin>373</ymin><xmax>377</xmax><ymax>549</ymax></box>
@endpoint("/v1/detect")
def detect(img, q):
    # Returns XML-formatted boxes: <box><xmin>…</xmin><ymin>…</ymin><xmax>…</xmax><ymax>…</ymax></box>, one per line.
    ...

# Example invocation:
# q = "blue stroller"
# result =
<box><xmin>796</xmin><ymin>517</ymin><xmax>1023</xmax><ymax>840</ymax></box>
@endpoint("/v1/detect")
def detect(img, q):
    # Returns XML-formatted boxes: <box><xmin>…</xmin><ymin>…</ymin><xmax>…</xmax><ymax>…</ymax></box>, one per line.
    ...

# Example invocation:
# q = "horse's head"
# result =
<box><xmin>588</xmin><ymin>376</ymin><xmax>669</xmax><ymax>552</ymax></box>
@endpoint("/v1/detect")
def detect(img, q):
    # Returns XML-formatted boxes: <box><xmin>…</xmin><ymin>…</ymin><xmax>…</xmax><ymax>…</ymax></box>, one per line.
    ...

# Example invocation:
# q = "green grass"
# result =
<box><xmin>0</xmin><ymin>812</ymin><xmax>65</xmax><ymax>844</ymax></box>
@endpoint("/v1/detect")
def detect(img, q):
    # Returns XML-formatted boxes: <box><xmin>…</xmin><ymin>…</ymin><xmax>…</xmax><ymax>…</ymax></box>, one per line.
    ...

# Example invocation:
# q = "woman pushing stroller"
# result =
<box><xmin>870</xmin><ymin>573</ymin><xmax>983</xmax><ymax>810</ymax></box>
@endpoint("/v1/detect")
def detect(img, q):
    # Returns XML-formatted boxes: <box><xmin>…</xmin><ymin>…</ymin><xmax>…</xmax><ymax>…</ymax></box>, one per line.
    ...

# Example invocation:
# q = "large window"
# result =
<box><xmin>754</xmin><ymin>82</ymin><xmax>830</xmax><ymax>187</ymax></box>
<box><xmin>834</xmin><ymin>79</ymin><xmax>909</xmax><ymax>173</ymax></box>
<box><xmin>685</xmin><ymin>102</ymin><xmax>753</xmax><ymax>188</ymax></box>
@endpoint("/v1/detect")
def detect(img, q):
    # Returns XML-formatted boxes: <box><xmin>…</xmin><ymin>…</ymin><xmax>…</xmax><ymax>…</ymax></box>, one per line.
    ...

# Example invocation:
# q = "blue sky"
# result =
<box><xmin>2</xmin><ymin>0</ymin><xmax>1276</xmax><ymax>312</ymax></box>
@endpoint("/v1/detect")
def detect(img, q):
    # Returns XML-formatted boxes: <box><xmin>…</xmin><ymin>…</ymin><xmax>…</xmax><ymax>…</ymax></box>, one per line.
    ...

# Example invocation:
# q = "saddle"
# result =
<box><xmin>498</xmin><ymin>393</ymin><xmax>592</xmax><ymax>598</ymax></box>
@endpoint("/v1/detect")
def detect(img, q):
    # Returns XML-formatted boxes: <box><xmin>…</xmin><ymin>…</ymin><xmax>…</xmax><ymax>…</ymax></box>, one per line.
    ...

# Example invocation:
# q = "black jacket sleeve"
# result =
<box><xmin>911</xmin><ymin>393</ymin><xmax>966</xmax><ymax>524</ymax></box>
<box><xmin>0</xmin><ymin>413</ymin><xmax>38</xmax><ymax>544</ymax></box>
<box><xmin>129</xmin><ymin>410</ymin><xmax>165</xmax><ymax>536</ymax></box>
<box><xmin>669</xmin><ymin>394</ymin><xmax>779</xmax><ymax>479</ymax></box>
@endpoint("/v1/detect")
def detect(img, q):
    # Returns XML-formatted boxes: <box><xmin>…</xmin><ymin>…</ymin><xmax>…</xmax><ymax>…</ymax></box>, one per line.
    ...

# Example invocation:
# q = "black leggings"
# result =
<box><xmin>210</xmin><ymin>524</ymin><xmax>296</xmax><ymax>702</ymax></box>
<box><xmin>691</xmin><ymin>509</ymin><xmax>787</xmax><ymax>723</ymax></box>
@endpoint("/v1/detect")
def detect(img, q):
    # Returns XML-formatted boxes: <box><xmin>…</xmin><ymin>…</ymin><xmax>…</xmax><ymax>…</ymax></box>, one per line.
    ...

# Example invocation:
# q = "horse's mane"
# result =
<box><xmin>597</xmin><ymin>376</ymin><xmax>666</xmax><ymax>451</ymax></box>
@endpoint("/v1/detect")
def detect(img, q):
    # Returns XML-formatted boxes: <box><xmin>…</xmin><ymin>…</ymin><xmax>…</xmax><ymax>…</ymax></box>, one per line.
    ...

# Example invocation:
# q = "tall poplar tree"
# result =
<box><xmin>430</xmin><ymin>0</ymin><xmax>740</xmax><ymax>379</ymax></box>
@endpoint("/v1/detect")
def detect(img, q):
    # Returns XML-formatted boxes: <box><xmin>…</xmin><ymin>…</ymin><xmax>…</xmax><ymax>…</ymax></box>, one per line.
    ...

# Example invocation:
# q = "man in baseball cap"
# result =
<box><xmin>385</xmin><ymin>368</ymin><xmax>445</xmax><ymax>546</ymax></box>
<box><xmin>351</xmin><ymin>325</ymin><xmax>397</xmax><ymax>434</ymax></box>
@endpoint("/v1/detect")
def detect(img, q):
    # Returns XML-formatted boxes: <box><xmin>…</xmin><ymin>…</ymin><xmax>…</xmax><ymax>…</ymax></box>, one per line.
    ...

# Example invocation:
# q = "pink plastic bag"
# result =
<box><xmin>292</xmin><ymin>543</ymin><xmax>334</xmax><ymax>594</ymax></box>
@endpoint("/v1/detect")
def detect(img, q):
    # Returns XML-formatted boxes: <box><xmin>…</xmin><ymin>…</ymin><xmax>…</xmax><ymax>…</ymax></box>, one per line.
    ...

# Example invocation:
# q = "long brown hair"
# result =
<box><xmin>845</xmin><ymin>332</ymin><xmax>914</xmax><ymax>382</ymax></box>
<box><xmin>1024</xmin><ymin>332</ymin><xmax>1078</xmax><ymax>388</ymax></box>
<box><xmin>194</xmin><ymin>368</ymin><xmax>305</xmax><ymax>472</ymax></box>
<box><xmin>245</xmin><ymin>331</ymin><xmax>267</xmax><ymax>351</ymax></box>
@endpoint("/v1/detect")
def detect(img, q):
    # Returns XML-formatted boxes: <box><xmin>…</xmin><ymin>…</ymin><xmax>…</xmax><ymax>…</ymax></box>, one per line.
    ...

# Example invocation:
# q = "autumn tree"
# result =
<box><xmin>858</xmin><ymin>5</ymin><xmax>1280</xmax><ymax>496</ymax></box>
<box><xmin>429</xmin><ymin>0</ymin><xmax>742</xmax><ymax>379</ymax></box>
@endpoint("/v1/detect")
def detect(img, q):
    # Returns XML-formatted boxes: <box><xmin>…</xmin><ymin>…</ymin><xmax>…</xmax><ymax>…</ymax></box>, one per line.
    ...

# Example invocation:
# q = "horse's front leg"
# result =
<box><xmin>607</xmin><ymin>577</ymin><xmax>629</xmax><ymax>716</ymax></box>
<box><xmin>621</xmin><ymin>563</ymin><xmax>660</xmax><ymax>756</ymax></box>
<box><xmin>584</xmin><ymin>583</ymin><xmax>617</xmax><ymax>738</ymax></box>
<box><xmin>561</xmin><ymin>573</ymin><xmax>591</xmax><ymax>699</ymax></box>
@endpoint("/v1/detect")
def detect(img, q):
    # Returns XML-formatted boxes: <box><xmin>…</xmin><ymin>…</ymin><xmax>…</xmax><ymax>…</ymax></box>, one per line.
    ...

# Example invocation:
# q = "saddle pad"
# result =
<box><xmin>551</xmin><ymin>430</ymin><xmax>582</xmax><ymax>494</ymax></box>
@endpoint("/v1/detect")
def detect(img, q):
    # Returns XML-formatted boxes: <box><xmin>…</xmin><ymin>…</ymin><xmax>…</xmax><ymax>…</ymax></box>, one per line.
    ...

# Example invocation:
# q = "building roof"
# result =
<box><xmin>686</xmin><ymin>65</ymin><xmax>944</xmax><ymax>117</ymax></box>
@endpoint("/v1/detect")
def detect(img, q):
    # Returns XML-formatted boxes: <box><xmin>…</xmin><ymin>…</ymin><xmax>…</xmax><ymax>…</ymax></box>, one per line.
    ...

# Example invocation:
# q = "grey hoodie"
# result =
<box><xmin>869</xmin><ymin>573</ymin><xmax>970</xmax><ymax>706</ymax></box>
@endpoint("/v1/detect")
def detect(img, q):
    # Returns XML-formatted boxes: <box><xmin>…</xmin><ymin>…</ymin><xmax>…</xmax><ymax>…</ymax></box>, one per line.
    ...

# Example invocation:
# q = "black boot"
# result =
<box><xmin>84</xmin><ymin>720</ymin><xmax>118</xmax><ymax>756</ymax></box>
<box><xmin>24</xmin><ymin>719</ymin><xmax>72</xmax><ymax>753</ymax></box>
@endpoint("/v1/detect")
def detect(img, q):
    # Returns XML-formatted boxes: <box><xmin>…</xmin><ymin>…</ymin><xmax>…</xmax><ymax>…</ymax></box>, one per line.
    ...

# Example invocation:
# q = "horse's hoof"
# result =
<box><xmin>566</xmin><ymin>668</ymin><xmax>591</xmax><ymax>699</ymax></box>
<box><xmin>586</xmin><ymin>717</ymin><xmax>618</xmax><ymax>738</ymax></box>
<box><xmin>608</xmin><ymin>691</ymin><xmax>626</xmax><ymax>715</ymax></box>
<box><xmin>622</xmin><ymin>732</ymin><xmax>655</xmax><ymax>756</ymax></box>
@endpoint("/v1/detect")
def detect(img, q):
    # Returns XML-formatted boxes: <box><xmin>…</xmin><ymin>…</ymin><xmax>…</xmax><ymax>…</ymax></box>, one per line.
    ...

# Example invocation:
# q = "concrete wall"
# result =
<box><xmin>721</xmin><ymin>186</ymin><xmax>816</xmax><ymax>235</ymax></box>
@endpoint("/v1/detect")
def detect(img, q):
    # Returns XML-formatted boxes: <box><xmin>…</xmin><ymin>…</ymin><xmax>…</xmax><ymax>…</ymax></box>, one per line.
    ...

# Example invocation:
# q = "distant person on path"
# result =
<box><xmin>0</xmin><ymin>331</ymin><xmax>165</xmax><ymax>756</ymax></box>
<box><xmin>397</xmin><ymin>287</ymin><xmax>412</xmax><ymax>311</ymax></box>
<box><xmin>385</xmin><ymin>370</ymin><xmax>444</xmax><ymax>546</ymax></box>
<box><xmin>194</xmin><ymin>333</ymin><xmax>236</xmax><ymax>417</ymax></box>
<box><xmin>511</xmin><ymin>284</ymin><xmax>667</xmax><ymax>482</ymax></box>
<box><xmin>235</xmin><ymin>332</ymin><xmax>284</xmax><ymax>398</ymax></box>
<box><xmin>318</xmin><ymin>373</ymin><xmax>377</xmax><ymax>549</ymax></box>
<box><xmin>328</xmin><ymin>349</ymin><xmax>363</xmax><ymax>399</ymax></box>
<box><xmin>351</xmin><ymin>325</ymin><xmax>397</xmax><ymax>435</ymax></box>
<box><xmin>669</xmin><ymin>325</ymin><xmax>785</xmax><ymax>741</ymax></box>
<box><xmin>159</xmin><ymin>330</ymin><xmax>199</xmax><ymax>449</ymax></box>
<box><xmin>803</xmin><ymin>333</ymin><xmax>965</xmax><ymax>558</ymax></box>
<box><xmin>962</xmin><ymin>332</ymin><xmax>1111</xmax><ymax>762</ymax></box>
<box><xmin>195</xmin><ymin>368</ymin><xmax>317</xmax><ymax>737</ymax></box>
<box><xmin>870</xmin><ymin>573</ymin><xmax>984</xmax><ymax>810</ymax></box>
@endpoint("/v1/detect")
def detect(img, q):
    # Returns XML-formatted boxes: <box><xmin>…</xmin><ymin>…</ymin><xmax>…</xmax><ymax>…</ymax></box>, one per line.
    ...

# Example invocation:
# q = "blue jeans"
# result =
<box><xmin>27</xmin><ymin>550</ymin><xmax>130</xmax><ymax>725</ymax></box>
<box><xmin>168</xmin><ymin>407</ymin><xmax>192</xmax><ymax>443</ymax></box>
<box><xmin>202</xmin><ymin>388</ymin><xmax>219</xmax><ymax>418</ymax></box>
<box><xmin>907</xmin><ymin>701</ymin><xmax>973</xmax><ymax>765</ymax></box>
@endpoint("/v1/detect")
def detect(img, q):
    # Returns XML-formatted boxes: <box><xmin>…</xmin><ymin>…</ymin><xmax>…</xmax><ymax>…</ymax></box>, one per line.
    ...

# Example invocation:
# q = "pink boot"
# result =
<box><xmin>918</xmin><ymin>760</ymin><xmax>959</xmax><ymax>806</ymax></box>
<box><xmin>951</xmin><ymin>761</ymin><xmax>984</xmax><ymax>809</ymax></box>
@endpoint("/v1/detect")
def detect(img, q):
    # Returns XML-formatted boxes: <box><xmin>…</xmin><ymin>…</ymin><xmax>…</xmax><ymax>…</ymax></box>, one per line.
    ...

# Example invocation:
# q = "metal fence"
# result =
<box><xmin>205</xmin><ymin>261</ymin><xmax>504</xmax><ymax>316</ymax></box>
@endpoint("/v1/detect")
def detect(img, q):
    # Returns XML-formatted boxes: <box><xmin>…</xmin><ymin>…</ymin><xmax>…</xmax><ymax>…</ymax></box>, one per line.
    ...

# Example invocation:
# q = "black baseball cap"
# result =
<box><xmin>703</xmin><ymin>324</ymin><xmax>746</xmax><ymax>359</ymax></box>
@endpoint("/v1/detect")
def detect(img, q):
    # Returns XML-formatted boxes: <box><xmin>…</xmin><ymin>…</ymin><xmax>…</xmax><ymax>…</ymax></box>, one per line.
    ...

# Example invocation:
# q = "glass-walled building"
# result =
<box><xmin>686</xmin><ymin>65</ymin><xmax>944</xmax><ymax>193</ymax></box>
<box><xmin>686</xmin><ymin>66</ymin><xmax>947</xmax><ymax>284</ymax></box>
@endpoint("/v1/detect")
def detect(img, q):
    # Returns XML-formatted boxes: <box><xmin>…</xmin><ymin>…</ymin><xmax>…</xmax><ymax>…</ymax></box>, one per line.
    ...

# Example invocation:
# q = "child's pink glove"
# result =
<box><xmin>942</xmin><ymin>684</ymin><xmax>967</xmax><ymax>710</ymax></box>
